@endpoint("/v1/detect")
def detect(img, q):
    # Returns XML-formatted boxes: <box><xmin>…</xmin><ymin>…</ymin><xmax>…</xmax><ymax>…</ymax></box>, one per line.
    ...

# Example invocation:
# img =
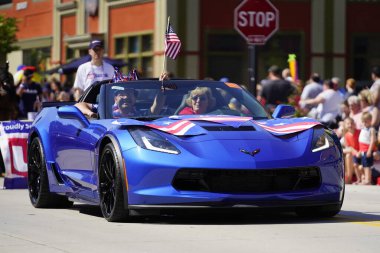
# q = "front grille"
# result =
<box><xmin>172</xmin><ymin>167</ymin><xmax>321</xmax><ymax>193</ymax></box>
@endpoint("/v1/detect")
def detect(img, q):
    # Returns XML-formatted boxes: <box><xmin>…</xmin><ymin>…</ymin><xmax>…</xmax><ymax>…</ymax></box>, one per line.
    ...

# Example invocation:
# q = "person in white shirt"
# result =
<box><xmin>300</xmin><ymin>79</ymin><xmax>343</xmax><ymax>129</ymax></box>
<box><xmin>73</xmin><ymin>40</ymin><xmax>114</xmax><ymax>100</ymax></box>
<box><xmin>299</xmin><ymin>73</ymin><xmax>323</xmax><ymax>116</ymax></box>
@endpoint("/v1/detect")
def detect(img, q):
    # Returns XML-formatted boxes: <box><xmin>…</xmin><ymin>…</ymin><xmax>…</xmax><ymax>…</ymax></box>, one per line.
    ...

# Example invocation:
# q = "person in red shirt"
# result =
<box><xmin>179</xmin><ymin>87</ymin><xmax>216</xmax><ymax>115</ymax></box>
<box><xmin>343</xmin><ymin>117</ymin><xmax>360</xmax><ymax>184</ymax></box>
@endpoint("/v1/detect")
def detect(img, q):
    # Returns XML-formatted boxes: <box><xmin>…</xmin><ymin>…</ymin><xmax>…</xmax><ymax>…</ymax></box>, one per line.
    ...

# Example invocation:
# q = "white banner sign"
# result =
<box><xmin>0</xmin><ymin>120</ymin><xmax>32</xmax><ymax>189</ymax></box>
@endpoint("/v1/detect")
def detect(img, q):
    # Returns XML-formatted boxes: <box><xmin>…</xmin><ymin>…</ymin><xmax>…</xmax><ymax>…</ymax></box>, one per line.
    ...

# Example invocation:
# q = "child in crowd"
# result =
<box><xmin>357</xmin><ymin>112</ymin><xmax>377</xmax><ymax>185</ymax></box>
<box><xmin>343</xmin><ymin>117</ymin><xmax>360</xmax><ymax>184</ymax></box>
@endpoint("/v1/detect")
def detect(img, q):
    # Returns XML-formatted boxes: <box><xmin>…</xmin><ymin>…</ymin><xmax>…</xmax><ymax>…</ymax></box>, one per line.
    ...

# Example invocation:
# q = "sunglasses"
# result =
<box><xmin>191</xmin><ymin>95</ymin><xmax>207</xmax><ymax>101</ymax></box>
<box><xmin>92</xmin><ymin>46</ymin><xmax>104</xmax><ymax>51</ymax></box>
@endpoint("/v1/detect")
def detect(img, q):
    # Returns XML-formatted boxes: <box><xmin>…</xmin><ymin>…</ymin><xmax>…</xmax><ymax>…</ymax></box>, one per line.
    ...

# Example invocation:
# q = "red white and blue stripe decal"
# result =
<box><xmin>146</xmin><ymin>120</ymin><xmax>207</xmax><ymax>136</ymax></box>
<box><xmin>112</xmin><ymin>116</ymin><xmax>321</xmax><ymax>136</ymax></box>
<box><xmin>253</xmin><ymin>118</ymin><xmax>321</xmax><ymax>135</ymax></box>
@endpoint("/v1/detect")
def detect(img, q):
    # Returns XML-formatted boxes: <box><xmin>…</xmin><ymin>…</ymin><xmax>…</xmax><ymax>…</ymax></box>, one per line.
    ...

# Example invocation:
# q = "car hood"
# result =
<box><xmin>112</xmin><ymin>115</ymin><xmax>321</xmax><ymax>137</ymax></box>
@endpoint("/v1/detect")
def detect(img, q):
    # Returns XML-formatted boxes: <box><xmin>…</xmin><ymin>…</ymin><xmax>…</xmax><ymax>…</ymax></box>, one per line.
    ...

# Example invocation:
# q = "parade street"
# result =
<box><xmin>0</xmin><ymin>179</ymin><xmax>379</xmax><ymax>253</ymax></box>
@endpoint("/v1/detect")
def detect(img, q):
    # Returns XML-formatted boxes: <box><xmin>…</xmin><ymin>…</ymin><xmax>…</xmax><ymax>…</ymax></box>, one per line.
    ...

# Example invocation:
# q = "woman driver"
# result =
<box><xmin>179</xmin><ymin>87</ymin><xmax>216</xmax><ymax>115</ymax></box>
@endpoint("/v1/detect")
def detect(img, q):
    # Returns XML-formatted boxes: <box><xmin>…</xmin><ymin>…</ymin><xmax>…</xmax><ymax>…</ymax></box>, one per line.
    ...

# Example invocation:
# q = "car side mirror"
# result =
<box><xmin>57</xmin><ymin>105</ymin><xmax>90</xmax><ymax>127</ymax></box>
<box><xmin>272</xmin><ymin>104</ymin><xmax>295</xmax><ymax>119</ymax></box>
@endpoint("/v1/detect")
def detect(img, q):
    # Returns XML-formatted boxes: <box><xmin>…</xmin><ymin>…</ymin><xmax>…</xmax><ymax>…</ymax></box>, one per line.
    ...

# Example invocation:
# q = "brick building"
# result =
<box><xmin>1</xmin><ymin>0</ymin><xmax>380</xmax><ymax>87</ymax></box>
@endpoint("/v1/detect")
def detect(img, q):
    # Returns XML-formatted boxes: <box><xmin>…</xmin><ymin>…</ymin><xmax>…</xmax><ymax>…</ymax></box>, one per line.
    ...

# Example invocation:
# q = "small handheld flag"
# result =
<box><xmin>165</xmin><ymin>22</ymin><xmax>181</xmax><ymax>60</ymax></box>
<box><xmin>112</xmin><ymin>68</ymin><xmax>139</xmax><ymax>82</ymax></box>
<box><xmin>112</xmin><ymin>67</ymin><xmax>126</xmax><ymax>83</ymax></box>
<box><xmin>127</xmin><ymin>69</ymin><xmax>139</xmax><ymax>81</ymax></box>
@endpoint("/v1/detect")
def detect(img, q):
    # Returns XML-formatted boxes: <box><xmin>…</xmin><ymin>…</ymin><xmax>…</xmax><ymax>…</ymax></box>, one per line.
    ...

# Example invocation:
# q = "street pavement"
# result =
<box><xmin>0</xmin><ymin>177</ymin><xmax>380</xmax><ymax>253</ymax></box>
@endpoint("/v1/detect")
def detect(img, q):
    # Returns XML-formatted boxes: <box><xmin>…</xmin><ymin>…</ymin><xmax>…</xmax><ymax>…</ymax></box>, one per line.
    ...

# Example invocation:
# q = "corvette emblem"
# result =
<box><xmin>240</xmin><ymin>148</ymin><xmax>261</xmax><ymax>156</ymax></box>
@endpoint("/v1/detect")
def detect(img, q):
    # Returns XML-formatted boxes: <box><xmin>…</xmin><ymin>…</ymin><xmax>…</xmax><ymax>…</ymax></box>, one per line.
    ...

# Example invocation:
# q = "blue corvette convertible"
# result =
<box><xmin>27</xmin><ymin>79</ymin><xmax>344</xmax><ymax>221</ymax></box>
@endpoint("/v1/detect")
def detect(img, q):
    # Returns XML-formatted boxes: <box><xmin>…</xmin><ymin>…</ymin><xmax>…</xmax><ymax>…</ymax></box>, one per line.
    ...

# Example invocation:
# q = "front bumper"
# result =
<box><xmin>123</xmin><ymin>146</ymin><xmax>344</xmax><ymax>207</ymax></box>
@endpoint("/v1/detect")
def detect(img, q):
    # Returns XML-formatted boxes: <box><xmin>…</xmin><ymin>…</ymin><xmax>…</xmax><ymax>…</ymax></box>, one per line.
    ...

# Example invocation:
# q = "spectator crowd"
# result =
<box><xmin>257</xmin><ymin>65</ymin><xmax>380</xmax><ymax>186</ymax></box>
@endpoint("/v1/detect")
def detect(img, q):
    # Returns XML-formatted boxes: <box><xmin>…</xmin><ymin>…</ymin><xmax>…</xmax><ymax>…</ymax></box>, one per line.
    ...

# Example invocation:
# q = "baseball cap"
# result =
<box><xmin>23</xmin><ymin>69</ymin><xmax>34</xmax><ymax>78</ymax></box>
<box><xmin>113</xmin><ymin>87</ymin><xmax>138</xmax><ymax>97</ymax></box>
<box><xmin>88</xmin><ymin>40</ymin><xmax>104</xmax><ymax>49</ymax></box>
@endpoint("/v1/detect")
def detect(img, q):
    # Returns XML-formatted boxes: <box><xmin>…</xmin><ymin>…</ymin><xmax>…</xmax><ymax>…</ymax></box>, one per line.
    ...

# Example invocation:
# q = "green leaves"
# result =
<box><xmin>0</xmin><ymin>14</ymin><xmax>19</xmax><ymax>55</ymax></box>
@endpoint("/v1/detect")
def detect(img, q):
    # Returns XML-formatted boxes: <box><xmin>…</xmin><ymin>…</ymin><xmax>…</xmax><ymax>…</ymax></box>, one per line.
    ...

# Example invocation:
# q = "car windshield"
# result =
<box><xmin>103</xmin><ymin>80</ymin><xmax>269</xmax><ymax>120</ymax></box>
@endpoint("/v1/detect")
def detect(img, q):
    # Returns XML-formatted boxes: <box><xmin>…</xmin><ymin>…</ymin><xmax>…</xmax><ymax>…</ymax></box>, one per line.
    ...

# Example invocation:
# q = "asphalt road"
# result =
<box><xmin>1</xmin><ymin>178</ymin><xmax>379</xmax><ymax>253</ymax></box>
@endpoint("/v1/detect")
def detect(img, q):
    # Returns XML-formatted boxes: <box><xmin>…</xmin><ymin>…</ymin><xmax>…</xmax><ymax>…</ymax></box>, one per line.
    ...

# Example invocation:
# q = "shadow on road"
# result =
<box><xmin>67</xmin><ymin>204</ymin><xmax>380</xmax><ymax>225</ymax></box>
<box><xmin>70</xmin><ymin>204</ymin><xmax>103</xmax><ymax>218</ymax></box>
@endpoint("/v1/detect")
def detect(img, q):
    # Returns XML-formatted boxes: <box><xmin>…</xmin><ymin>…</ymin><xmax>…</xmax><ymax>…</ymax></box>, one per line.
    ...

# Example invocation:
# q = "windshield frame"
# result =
<box><xmin>102</xmin><ymin>80</ymin><xmax>270</xmax><ymax>120</ymax></box>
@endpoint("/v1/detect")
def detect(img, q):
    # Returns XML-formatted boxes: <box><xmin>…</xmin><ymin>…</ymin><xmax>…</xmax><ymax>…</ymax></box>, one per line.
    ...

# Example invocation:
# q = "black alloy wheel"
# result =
<box><xmin>28</xmin><ymin>138</ymin><xmax>43</xmax><ymax>205</ymax></box>
<box><xmin>27</xmin><ymin>137</ymin><xmax>73</xmax><ymax>208</ymax></box>
<box><xmin>99</xmin><ymin>143</ymin><xmax>129</xmax><ymax>222</ymax></box>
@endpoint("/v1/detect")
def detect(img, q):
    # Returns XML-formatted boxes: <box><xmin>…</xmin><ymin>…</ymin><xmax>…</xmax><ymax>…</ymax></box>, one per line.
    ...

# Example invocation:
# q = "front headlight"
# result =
<box><xmin>311</xmin><ymin>127</ymin><xmax>334</xmax><ymax>152</ymax></box>
<box><xmin>129</xmin><ymin>128</ymin><xmax>180</xmax><ymax>154</ymax></box>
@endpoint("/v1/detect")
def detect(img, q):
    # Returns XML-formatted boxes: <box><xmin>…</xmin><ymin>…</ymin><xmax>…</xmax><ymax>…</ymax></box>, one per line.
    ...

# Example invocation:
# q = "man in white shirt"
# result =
<box><xmin>299</xmin><ymin>73</ymin><xmax>323</xmax><ymax>115</ymax></box>
<box><xmin>300</xmin><ymin>79</ymin><xmax>343</xmax><ymax>129</ymax></box>
<box><xmin>73</xmin><ymin>40</ymin><xmax>114</xmax><ymax>100</ymax></box>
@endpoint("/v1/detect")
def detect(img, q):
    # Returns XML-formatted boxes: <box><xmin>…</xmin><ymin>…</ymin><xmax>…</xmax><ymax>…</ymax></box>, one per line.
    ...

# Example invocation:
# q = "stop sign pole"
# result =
<box><xmin>234</xmin><ymin>0</ymin><xmax>279</xmax><ymax>96</ymax></box>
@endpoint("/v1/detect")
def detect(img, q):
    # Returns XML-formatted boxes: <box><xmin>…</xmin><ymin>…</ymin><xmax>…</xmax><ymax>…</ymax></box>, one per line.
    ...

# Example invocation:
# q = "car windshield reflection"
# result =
<box><xmin>104</xmin><ymin>80</ymin><xmax>269</xmax><ymax>120</ymax></box>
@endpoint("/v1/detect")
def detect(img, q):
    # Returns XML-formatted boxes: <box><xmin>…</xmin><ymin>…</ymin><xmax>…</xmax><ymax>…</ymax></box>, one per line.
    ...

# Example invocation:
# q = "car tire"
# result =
<box><xmin>99</xmin><ymin>143</ymin><xmax>129</xmax><ymax>222</ymax></box>
<box><xmin>28</xmin><ymin>137</ymin><xmax>73</xmax><ymax>208</ymax></box>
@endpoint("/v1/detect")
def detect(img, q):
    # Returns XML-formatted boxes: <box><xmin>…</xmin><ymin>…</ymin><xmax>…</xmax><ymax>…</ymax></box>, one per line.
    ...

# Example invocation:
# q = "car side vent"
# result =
<box><xmin>202</xmin><ymin>126</ymin><xmax>256</xmax><ymax>131</ymax></box>
<box><xmin>50</xmin><ymin>162</ymin><xmax>65</xmax><ymax>184</ymax></box>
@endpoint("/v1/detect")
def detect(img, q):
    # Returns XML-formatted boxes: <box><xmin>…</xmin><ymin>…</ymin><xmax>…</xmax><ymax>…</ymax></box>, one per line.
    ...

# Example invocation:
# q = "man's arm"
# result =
<box><xmin>301</xmin><ymin>94</ymin><xmax>325</xmax><ymax>107</ymax></box>
<box><xmin>149</xmin><ymin>72</ymin><xmax>169</xmax><ymax>114</ymax></box>
<box><xmin>75</xmin><ymin>102</ymin><xmax>97</xmax><ymax>118</ymax></box>
<box><xmin>150</xmin><ymin>92</ymin><xmax>166</xmax><ymax>114</ymax></box>
<box><xmin>16</xmin><ymin>84</ymin><xmax>25</xmax><ymax>96</ymax></box>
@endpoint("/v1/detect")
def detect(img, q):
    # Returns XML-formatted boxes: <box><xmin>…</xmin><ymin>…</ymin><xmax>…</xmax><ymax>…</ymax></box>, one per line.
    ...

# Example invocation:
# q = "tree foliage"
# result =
<box><xmin>0</xmin><ymin>14</ymin><xmax>19</xmax><ymax>55</ymax></box>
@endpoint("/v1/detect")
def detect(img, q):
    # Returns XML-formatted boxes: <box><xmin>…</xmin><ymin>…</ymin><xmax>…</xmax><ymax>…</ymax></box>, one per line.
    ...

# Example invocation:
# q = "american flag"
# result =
<box><xmin>165</xmin><ymin>23</ymin><xmax>181</xmax><ymax>59</ymax></box>
<box><xmin>127</xmin><ymin>69</ymin><xmax>139</xmax><ymax>80</ymax></box>
<box><xmin>112</xmin><ymin>67</ymin><xmax>126</xmax><ymax>83</ymax></box>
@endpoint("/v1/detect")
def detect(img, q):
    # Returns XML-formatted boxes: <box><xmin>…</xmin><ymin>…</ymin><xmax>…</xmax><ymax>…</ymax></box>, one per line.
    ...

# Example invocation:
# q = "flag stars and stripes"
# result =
<box><xmin>165</xmin><ymin>23</ymin><xmax>181</xmax><ymax>60</ymax></box>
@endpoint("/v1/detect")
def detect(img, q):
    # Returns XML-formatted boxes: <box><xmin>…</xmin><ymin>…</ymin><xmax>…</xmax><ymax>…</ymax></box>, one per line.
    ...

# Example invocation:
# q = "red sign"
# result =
<box><xmin>234</xmin><ymin>0</ymin><xmax>279</xmax><ymax>45</ymax></box>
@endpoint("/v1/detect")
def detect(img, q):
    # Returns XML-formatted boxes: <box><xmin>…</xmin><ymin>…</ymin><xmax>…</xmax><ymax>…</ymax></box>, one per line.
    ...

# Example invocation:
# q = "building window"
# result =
<box><xmin>66</xmin><ymin>47</ymin><xmax>75</xmax><ymax>61</ymax></box>
<box><xmin>348</xmin><ymin>0</ymin><xmax>380</xmax><ymax>2</ymax></box>
<box><xmin>205</xmin><ymin>32</ymin><xmax>303</xmax><ymax>84</ymax></box>
<box><xmin>351</xmin><ymin>34</ymin><xmax>380</xmax><ymax>84</ymax></box>
<box><xmin>0</xmin><ymin>0</ymin><xmax>11</xmax><ymax>6</ymax></box>
<box><xmin>114</xmin><ymin>33</ymin><xmax>153</xmax><ymax>77</ymax></box>
<box><xmin>23</xmin><ymin>47</ymin><xmax>51</xmax><ymax>72</ymax></box>
<box><xmin>259</xmin><ymin>33</ymin><xmax>303</xmax><ymax>81</ymax></box>
<box><xmin>205</xmin><ymin>33</ymin><xmax>246</xmax><ymax>83</ymax></box>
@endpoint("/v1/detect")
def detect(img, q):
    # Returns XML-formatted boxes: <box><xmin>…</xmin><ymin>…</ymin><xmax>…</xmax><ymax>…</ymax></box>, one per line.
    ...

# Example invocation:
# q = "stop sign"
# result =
<box><xmin>234</xmin><ymin>0</ymin><xmax>279</xmax><ymax>45</ymax></box>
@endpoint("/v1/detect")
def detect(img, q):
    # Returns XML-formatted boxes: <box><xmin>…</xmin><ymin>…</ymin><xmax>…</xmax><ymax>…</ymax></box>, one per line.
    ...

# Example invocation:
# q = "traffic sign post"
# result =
<box><xmin>234</xmin><ymin>0</ymin><xmax>279</xmax><ymax>96</ymax></box>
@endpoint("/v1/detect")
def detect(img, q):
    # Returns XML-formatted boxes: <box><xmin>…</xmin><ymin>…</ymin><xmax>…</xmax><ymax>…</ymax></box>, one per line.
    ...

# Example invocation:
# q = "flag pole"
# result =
<box><xmin>163</xmin><ymin>16</ymin><xmax>170</xmax><ymax>74</ymax></box>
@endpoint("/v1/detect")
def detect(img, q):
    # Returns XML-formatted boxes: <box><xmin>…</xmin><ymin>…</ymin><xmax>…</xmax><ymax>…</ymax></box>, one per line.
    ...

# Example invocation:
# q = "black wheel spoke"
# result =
<box><xmin>100</xmin><ymin>149</ymin><xmax>116</xmax><ymax>216</ymax></box>
<box><xmin>27</xmin><ymin>138</ymin><xmax>73</xmax><ymax>209</ymax></box>
<box><xmin>98</xmin><ymin>143</ymin><xmax>128</xmax><ymax>221</ymax></box>
<box><xmin>28</xmin><ymin>141</ymin><xmax>42</xmax><ymax>201</ymax></box>
<box><xmin>99</xmin><ymin>145</ymin><xmax>123</xmax><ymax>219</ymax></box>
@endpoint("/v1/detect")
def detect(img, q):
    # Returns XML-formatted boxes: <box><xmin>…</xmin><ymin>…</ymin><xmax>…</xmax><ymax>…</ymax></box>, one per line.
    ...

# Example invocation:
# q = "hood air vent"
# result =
<box><xmin>202</xmin><ymin>126</ymin><xmax>256</xmax><ymax>132</ymax></box>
